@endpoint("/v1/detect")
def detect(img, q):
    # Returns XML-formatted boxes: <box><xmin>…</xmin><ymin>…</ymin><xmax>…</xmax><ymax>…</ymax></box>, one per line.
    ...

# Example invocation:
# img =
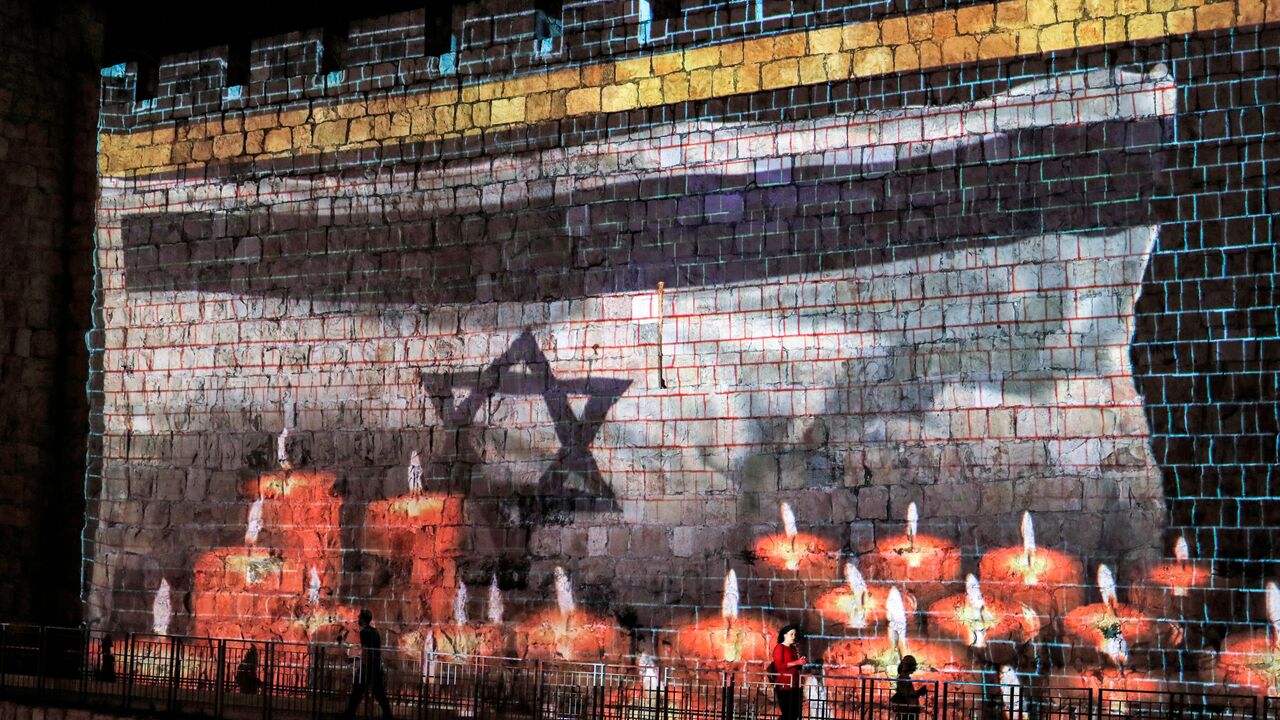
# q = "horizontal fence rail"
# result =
<box><xmin>0</xmin><ymin>624</ymin><xmax>1275</xmax><ymax>720</ymax></box>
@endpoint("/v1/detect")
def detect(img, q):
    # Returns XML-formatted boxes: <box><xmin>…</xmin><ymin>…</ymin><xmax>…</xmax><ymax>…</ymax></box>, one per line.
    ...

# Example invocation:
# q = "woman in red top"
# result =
<box><xmin>771</xmin><ymin>625</ymin><xmax>806</xmax><ymax>720</ymax></box>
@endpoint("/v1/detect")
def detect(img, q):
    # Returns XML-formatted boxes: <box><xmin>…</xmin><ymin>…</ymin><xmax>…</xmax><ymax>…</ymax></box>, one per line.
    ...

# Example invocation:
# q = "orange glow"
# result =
<box><xmin>862</xmin><ymin>534</ymin><xmax>961</xmax><ymax>604</ymax></box>
<box><xmin>402</xmin><ymin>624</ymin><xmax>507</xmax><ymax>660</ymax></box>
<box><xmin>516</xmin><ymin>608</ymin><xmax>630</xmax><ymax>662</ymax></box>
<box><xmin>978</xmin><ymin>546</ymin><xmax>1085</xmax><ymax>619</ymax></box>
<box><xmin>664</xmin><ymin>615</ymin><xmax>776</xmax><ymax>678</ymax></box>
<box><xmin>1216</xmin><ymin>634</ymin><xmax>1280</xmax><ymax>697</ymax></box>
<box><xmin>191</xmin><ymin>469</ymin><xmax>465</xmax><ymax>644</ymax></box>
<box><xmin>1127</xmin><ymin>561</ymin><xmax>1226</xmax><ymax>621</ymax></box>
<box><xmin>926</xmin><ymin>593</ymin><xmax>1039</xmax><ymax>664</ymax></box>
<box><xmin>823</xmin><ymin>636</ymin><xmax>972</xmax><ymax>684</ymax></box>
<box><xmin>1051</xmin><ymin>669</ymin><xmax>1171</xmax><ymax>708</ymax></box>
<box><xmin>753</xmin><ymin>532</ymin><xmax>837</xmax><ymax>574</ymax></box>
<box><xmin>1062</xmin><ymin>603</ymin><xmax>1164</xmax><ymax>667</ymax></box>
<box><xmin>363</xmin><ymin>492</ymin><xmax>465</xmax><ymax>621</ymax></box>
<box><xmin>814</xmin><ymin>586</ymin><xmax>918</xmax><ymax>630</ymax></box>
<box><xmin>1144</xmin><ymin>562</ymin><xmax>1213</xmax><ymax>595</ymax></box>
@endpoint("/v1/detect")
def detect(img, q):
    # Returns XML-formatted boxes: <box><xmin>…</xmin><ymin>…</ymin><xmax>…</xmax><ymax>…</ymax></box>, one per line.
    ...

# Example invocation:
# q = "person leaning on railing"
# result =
<box><xmin>890</xmin><ymin>656</ymin><xmax>927</xmax><ymax>720</ymax></box>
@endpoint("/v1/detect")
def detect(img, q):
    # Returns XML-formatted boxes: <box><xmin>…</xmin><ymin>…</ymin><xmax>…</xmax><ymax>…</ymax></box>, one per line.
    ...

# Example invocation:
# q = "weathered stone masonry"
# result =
<box><xmin>0</xmin><ymin>0</ymin><xmax>100</xmax><ymax>623</ymax></box>
<box><xmin>89</xmin><ymin>0</ymin><xmax>1279</xmax><ymax>673</ymax></box>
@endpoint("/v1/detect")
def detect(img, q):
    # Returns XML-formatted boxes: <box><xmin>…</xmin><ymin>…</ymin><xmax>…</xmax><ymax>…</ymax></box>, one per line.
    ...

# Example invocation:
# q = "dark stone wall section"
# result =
<box><xmin>0</xmin><ymin>0</ymin><xmax>101</xmax><ymax>623</ymax></box>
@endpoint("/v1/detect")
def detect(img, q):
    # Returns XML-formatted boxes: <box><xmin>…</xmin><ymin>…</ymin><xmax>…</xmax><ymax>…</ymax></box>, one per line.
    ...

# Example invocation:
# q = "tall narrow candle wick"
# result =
<box><xmin>1265</xmin><ymin>581</ymin><xmax>1280</xmax><ymax>652</ymax></box>
<box><xmin>1173</xmin><ymin>536</ymin><xmax>1190</xmax><ymax>566</ymax></box>
<box><xmin>1021</xmin><ymin>511</ymin><xmax>1036</xmax><ymax>567</ymax></box>
<box><xmin>906</xmin><ymin>502</ymin><xmax>918</xmax><ymax>550</ymax></box>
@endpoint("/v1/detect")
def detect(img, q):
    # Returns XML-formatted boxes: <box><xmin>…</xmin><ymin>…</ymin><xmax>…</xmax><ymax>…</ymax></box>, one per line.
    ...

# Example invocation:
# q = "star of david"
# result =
<box><xmin>419</xmin><ymin>330</ymin><xmax>631</xmax><ymax>516</ymax></box>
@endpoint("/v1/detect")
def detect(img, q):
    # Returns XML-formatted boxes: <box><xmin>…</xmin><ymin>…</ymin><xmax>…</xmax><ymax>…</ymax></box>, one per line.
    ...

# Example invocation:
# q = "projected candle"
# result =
<box><xmin>1215</xmin><ymin>582</ymin><xmax>1280</xmax><ymax>697</ymax></box>
<box><xmin>753</xmin><ymin>502</ymin><xmax>837</xmax><ymax>575</ymax></box>
<box><xmin>823</xmin><ymin>588</ymin><xmax>973</xmax><ymax>684</ymax></box>
<box><xmin>665</xmin><ymin>570</ymin><xmax>777</xmax><ymax>680</ymax></box>
<box><xmin>517</xmin><ymin>566</ymin><xmax>630</xmax><ymax>662</ymax></box>
<box><xmin>815</xmin><ymin>561</ymin><xmax>918</xmax><ymax>631</ymax></box>
<box><xmin>1129</xmin><ymin>536</ymin><xmax>1226</xmax><ymax>621</ymax></box>
<box><xmin>862</xmin><ymin>503</ymin><xmax>961</xmax><ymax>605</ymax></box>
<box><xmin>927</xmin><ymin>574</ymin><xmax>1040</xmax><ymax>665</ymax></box>
<box><xmin>1063</xmin><ymin>565</ymin><xmax>1173</xmax><ymax>668</ymax></box>
<box><xmin>251</xmin><ymin>470</ymin><xmax>344</xmax><ymax>579</ymax></box>
<box><xmin>364</xmin><ymin>452</ymin><xmax>464</xmax><ymax>621</ymax></box>
<box><xmin>978</xmin><ymin>512</ymin><xmax>1085</xmax><ymax>621</ymax></box>
<box><xmin>402</xmin><ymin>579</ymin><xmax>505</xmax><ymax>660</ymax></box>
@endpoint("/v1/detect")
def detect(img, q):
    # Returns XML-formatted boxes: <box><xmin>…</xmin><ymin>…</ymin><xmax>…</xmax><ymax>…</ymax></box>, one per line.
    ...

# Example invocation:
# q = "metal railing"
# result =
<box><xmin>0</xmin><ymin>624</ymin><xmax>1275</xmax><ymax>720</ymax></box>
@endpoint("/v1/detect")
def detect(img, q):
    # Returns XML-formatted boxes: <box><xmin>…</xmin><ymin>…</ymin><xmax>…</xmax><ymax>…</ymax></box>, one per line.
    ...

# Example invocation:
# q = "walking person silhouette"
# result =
<box><xmin>343</xmin><ymin>608</ymin><xmax>394</xmax><ymax>720</ymax></box>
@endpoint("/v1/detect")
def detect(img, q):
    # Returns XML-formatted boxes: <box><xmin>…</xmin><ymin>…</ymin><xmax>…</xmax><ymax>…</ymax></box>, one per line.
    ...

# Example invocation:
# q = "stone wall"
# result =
<box><xmin>88</xmin><ymin>0</ymin><xmax>1279</xmax><ymax>689</ymax></box>
<box><xmin>0</xmin><ymin>0</ymin><xmax>100</xmax><ymax>623</ymax></box>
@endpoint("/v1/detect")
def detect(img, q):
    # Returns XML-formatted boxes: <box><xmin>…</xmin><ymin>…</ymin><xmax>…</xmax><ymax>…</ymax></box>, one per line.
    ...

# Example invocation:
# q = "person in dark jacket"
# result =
<box><xmin>235</xmin><ymin>646</ymin><xmax>262</xmax><ymax>694</ymax></box>
<box><xmin>342</xmin><ymin>608</ymin><xmax>394</xmax><ymax>720</ymax></box>
<box><xmin>770</xmin><ymin>625</ymin><xmax>806</xmax><ymax>720</ymax></box>
<box><xmin>96</xmin><ymin>635</ymin><xmax>117</xmax><ymax>682</ymax></box>
<box><xmin>890</xmin><ymin>655</ymin><xmax>928</xmax><ymax>720</ymax></box>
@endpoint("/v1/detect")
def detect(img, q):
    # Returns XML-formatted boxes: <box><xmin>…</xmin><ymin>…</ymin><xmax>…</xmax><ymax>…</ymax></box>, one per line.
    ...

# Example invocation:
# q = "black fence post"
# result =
<box><xmin>263</xmin><ymin>642</ymin><xmax>275</xmax><ymax>720</ymax></box>
<box><xmin>534</xmin><ymin>660</ymin><xmax>544</xmax><ymax>720</ymax></box>
<box><xmin>0</xmin><ymin>623</ymin><xmax>7</xmax><ymax>694</ymax></box>
<box><xmin>417</xmin><ymin>659</ymin><xmax>428</xmax><ymax>720</ymax></box>
<box><xmin>214</xmin><ymin>639</ymin><xmax>227</xmax><ymax>720</ymax></box>
<box><xmin>167</xmin><ymin>635</ymin><xmax>182</xmax><ymax>713</ymax></box>
<box><xmin>724</xmin><ymin>672</ymin><xmax>737</xmax><ymax>720</ymax></box>
<box><xmin>123</xmin><ymin>633</ymin><xmax>136</xmax><ymax>712</ymax></box>
<box><xmin>36</xmin><ymin>625</ymin><xmax>48</xmax><ymax>699</ymax></box>
<box><xmin>77</xmin><ymin>627</ymin><xmax>90</xmax><ymax>705</ymax></box>
<box><xmin>310</xmin><ymin>644</ymin><xmax>322</xmax><ymax>720</ymax></box>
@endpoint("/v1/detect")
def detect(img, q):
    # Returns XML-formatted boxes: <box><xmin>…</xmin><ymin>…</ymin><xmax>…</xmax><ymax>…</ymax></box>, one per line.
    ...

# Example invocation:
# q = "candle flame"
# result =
<box><xmin>722</xmin><ymin>569</ymin><xmax>740</xmax><ymax>620</ymax></box>
<box><xmin>454</xmin><ymin>581</ymin><xmax>469</xmax><ymax>626</ymax></box>
<box><xmin>554</xmin><ymin>566</ymin><xmax>576</xmax><ymax>618</ymax></box>
<box><xmin>906</xmin><ymin>502</ymin><xmax>918</xmax><ymax>542</ymax></box>
<box><xmin>965</xmin><ymin>574</ymin><xmax>988</xmax><ymax>647</ymax></box>
<box><xmin>887</xmin><ymin>587</ymin><xmax>908</xmax><ymax>655</ymax></box>
<box><xmin>408</xmin><ymin>450</ymin><xmax>423</xmax><ymax>494</ymax></box>
<box><xmin>638</xmin><ymin>653</ymin><xmax>660</xmax><ymax>691</ymax></box>
<box><xmin>307</xmin><ymin>567</ymin><xmax>321</xmax><ymax>605</ymax></box>
<box><xmin>152</xmin><ymin>578</ymin><xmax>172</xmax><ymax>636</ymax></box>
<box><xmin>1266</xmin><ymin>582</ymin><xmax>1280</xmax><ymax>648</ymax></box>
<box><xmin>781</xmin><ymin>502</ymin><xmax>798</xmax><ymax>539</ymax></box>
<box><xmin>965</xmin><ymin>574</ymin><xmax>986</xmax><ymax>614</ymax></box>
<box><xmin>1098</xmin><ymin>564</ymin><xmax>1119</xmax><ymax>611</ymax></box>
<box><xmin>845</xmin><ymin>562</ymin><xmax>867</xmax><ymax>596</ymax></box>
<box><xmin>276</xmin><ymin>427</ymin><xmax>291</xmax><ymax>470</ymax></box>
<box><xmin>1173</xmin><ymin>535</ymin><xmax>1190</xmax><ymax>563</ymax></box>
<box><xmin>1021</xmin><ymin>511</ymin><xmax>1036</xmax><ymax>564</ymax></box>
<box><xmin>845</xmin><ymin>562</ymin><xmax>868</xmax><ymax>628</ymax></box>
<box><xmin>487</xmin><ymin>574</ymin><xmax>504</xmax><ymax>626</ymax></box>
<box><xmin>245</xmin><ymin>495</ymin><xmax>264</xmax><ymax>544</ymax></box>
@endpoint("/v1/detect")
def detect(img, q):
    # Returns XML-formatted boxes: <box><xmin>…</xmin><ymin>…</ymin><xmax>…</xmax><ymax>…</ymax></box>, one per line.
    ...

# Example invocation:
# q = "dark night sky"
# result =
<box><xmin>93</xmin><ymin>1</ymin><xmax>469</xmax><ymax>66</ymax></box>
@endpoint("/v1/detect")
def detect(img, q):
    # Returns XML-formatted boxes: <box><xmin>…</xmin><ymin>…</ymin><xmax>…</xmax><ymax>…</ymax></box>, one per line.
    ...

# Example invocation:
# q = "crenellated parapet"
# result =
<box><xmin>98</xmin><ymin>0</ymin><xmax>985</xmax><ymax>130</ymax></box>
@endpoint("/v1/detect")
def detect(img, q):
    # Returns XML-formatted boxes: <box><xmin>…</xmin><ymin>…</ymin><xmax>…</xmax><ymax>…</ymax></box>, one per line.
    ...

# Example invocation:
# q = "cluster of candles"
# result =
<box><xmin>150</xmin><ymin>442</ymin><xmax>1280</xmax><ymax>697</ymax></box>
<box><xmin>749</xmin><ymin>501</ymin><xmax>1280</xmax><ymax>696</ymax></box>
